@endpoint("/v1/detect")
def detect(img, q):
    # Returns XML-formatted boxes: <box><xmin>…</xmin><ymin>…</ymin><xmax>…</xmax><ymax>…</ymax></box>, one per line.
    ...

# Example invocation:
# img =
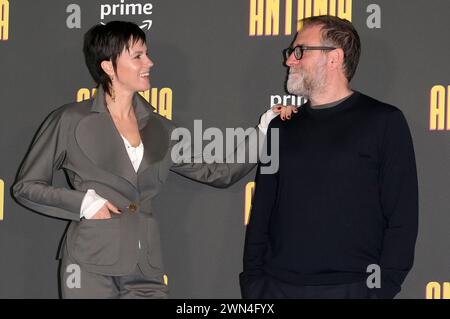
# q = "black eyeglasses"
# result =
<box><xmin>283</xmin><ymin>45</ymin><xmax>337</xmax><ymax>60</ymax></box>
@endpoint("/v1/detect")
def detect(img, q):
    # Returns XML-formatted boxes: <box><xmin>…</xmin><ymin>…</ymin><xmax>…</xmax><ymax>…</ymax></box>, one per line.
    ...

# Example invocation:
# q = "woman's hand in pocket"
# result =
<box><xmin>90</xmin><ymin>201</ymin><xmax>121</xmax><ymax>219</ymax></box>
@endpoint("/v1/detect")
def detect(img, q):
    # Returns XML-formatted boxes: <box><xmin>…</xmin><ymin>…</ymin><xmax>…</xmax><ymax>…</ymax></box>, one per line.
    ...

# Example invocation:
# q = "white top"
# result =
<box><xmin>120</xmin><ymin>134</ymin><xmax>144</xmax><ymax>173</ymax></box>
<box><xmin>80</xmin><ymin>108</ymin><xmax>278</xmax><ymax>219</ymax></box>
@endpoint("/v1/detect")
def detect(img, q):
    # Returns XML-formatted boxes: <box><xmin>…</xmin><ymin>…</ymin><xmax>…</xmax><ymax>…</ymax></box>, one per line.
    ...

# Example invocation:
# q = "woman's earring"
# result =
<box><xmin>110</xmin><ymin>76</ymin><xmax>116</xmax><ymax>102</ymax></box>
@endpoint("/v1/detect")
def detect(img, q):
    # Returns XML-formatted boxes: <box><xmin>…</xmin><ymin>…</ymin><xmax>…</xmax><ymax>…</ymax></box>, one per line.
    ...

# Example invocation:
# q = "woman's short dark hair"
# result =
<box><xmin>302</xmin><ymin>15</ymin><xmax>361</xmax><ymax>82</ymax></box>
<box><xmin>83</xmin><ymin>21</ymin><xmax>146</xmax><ymax>96</ymax></box>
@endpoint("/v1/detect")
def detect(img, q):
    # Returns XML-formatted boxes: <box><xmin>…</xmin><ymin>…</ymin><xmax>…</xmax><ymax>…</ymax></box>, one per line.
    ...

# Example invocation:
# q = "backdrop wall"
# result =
<box><xmin>0</xmin><ymin>0</ymin><xmax>449</xmax><ymax>298</ymax></box>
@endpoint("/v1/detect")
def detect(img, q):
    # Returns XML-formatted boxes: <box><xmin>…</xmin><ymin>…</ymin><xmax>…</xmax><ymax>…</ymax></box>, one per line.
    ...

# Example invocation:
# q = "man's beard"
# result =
<box><xmin>286</xmin><ymin>57</ymin><xmax>327</xmax><ymax>99</ymax></box>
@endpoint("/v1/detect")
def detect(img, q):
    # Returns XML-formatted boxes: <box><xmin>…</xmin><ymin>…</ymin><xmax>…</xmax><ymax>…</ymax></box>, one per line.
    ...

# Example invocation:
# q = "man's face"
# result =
<box><xmin>286</xmin><ymin>25</ymin><xmax>329</xmax><ymax>99</ymax></box>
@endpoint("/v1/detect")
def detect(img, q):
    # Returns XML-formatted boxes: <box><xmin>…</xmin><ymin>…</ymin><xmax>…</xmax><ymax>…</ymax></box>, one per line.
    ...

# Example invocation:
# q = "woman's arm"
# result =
<box><xmin>12</xmin><ymin>108</ymin><xmax>86</xmax><ymax>221</ymax></box>
<box><xmin>168</xmin><ymin>107</ymin><xmax>292</xmax><ymax>188</ymax></box>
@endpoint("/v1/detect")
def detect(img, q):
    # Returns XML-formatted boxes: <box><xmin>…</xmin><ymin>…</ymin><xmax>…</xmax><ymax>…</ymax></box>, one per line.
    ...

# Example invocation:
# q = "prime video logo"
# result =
<box><xmin>100</xmin><ymin>0</ymin><xmax>153</xmax><ymax>30</ymax></box>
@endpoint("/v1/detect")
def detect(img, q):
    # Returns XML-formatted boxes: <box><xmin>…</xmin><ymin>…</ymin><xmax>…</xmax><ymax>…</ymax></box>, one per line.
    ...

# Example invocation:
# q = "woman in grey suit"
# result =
<box><xmin>12</xmin><ymin>21</ymin><xmax>289</xmax><ymax>298</ymax></box>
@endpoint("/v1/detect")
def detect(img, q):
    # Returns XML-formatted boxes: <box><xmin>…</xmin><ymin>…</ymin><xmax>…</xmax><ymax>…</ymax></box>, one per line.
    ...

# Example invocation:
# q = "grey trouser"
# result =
<box><xmin>60</xmin><ymin>255</ymin><xmax>169</xmax><ymax>299</ymax></box>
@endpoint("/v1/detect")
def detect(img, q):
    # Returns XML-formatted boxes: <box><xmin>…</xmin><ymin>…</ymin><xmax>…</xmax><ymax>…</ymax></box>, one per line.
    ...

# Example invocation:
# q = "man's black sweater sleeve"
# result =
<box><xmin>377</xmin><ymin>109</ymin><xmax>419</xmax><ymax>299</ymax></box>
<box><xmin>240</xmin><ymin>125</ymin><xmax>279</xmax><ymax>298</ymax></box>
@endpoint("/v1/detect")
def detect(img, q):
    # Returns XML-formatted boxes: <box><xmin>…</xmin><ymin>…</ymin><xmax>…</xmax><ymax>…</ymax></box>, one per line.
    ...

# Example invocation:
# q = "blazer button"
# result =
<box><xmin>128</xmin><ymin>203</ymin><xmax>138</xmax><ymax>212</ymax></box>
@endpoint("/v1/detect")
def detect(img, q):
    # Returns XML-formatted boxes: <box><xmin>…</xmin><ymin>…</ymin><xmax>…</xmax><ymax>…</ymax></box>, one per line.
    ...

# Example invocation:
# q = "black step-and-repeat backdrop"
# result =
<box><xmin>0</xmin><ymin>0</ymin><xmax>449</xmax><ymax>298</ymax></box>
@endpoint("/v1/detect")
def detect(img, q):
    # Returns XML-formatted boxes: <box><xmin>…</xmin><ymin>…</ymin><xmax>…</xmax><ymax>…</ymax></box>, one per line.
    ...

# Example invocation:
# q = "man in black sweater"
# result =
<box><xmin>240</xmin><ymin>16</ymin><xmax>418</xmax><ymax>299</ymax></box>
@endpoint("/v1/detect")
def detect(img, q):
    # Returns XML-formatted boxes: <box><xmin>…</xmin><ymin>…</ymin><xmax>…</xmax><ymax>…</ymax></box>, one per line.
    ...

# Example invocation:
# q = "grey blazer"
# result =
<box><xmin>12</xmin><ymin>87</ymin><xmax>258</xmax><ymax>277</ymax></box>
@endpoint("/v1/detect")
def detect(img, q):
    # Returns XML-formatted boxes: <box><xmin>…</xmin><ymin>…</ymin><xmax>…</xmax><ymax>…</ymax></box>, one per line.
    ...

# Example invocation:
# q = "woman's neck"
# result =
<box><xmin>105</xmin><ymin>89</ymin><xmax>135</xmax><ymax>120</ymax></box>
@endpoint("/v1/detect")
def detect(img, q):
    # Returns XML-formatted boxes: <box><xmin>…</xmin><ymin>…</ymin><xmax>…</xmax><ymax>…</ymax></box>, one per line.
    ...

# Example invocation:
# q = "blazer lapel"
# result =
<box><xmin>135</xmin><ymin>94</ymin><xmax>170</xmax><ymax>175</ymax></box>
<box><xmin>75</xmin><ymin>87</ymin><xmax>138</xmax><ymax>188</ymax></box>
<box><xmin>75</xmin><ymin>87</ymin><xmax>171</xmax><ymax>189</ymax></box>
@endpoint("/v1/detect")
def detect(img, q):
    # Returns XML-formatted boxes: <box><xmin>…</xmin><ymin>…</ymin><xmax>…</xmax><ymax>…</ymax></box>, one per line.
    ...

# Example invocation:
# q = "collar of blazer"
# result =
<box><xmin>90</xmin><ymin>86</ymin><xmax>150</xmax><ymax>122</ymax></box>
<box><xmin>75</xmin><ymin>87</ymin><xmax>170</xmax><ymax>190</ymax></box>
